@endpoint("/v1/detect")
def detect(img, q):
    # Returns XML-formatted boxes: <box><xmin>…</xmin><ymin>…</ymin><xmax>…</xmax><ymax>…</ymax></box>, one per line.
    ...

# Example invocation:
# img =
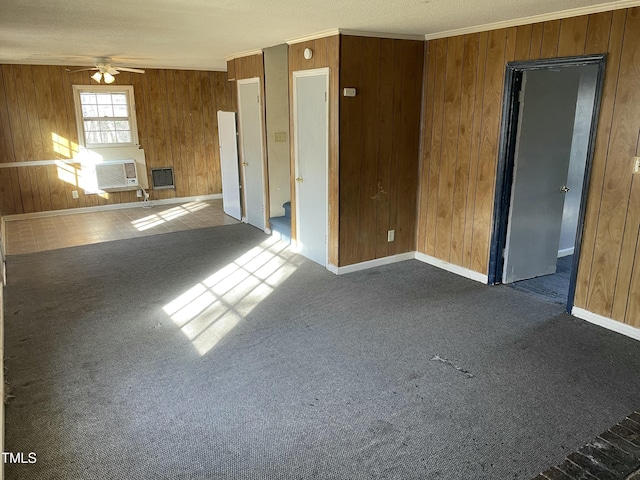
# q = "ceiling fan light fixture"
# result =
<box><xmin>103</xmin><ymin>72</ymin><xmax>115</xmax><ymax>84</ymax></box>
<box><xmin>91</xmin><ymin>71</ymin><xmax>102</xmax><ymax>83</ymax></box>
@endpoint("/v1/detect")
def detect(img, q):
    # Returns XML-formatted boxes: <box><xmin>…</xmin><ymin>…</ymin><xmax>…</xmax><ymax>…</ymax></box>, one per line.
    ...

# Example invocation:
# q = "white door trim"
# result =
<box><xmin>292</xmin><ymin>67</ymin><xmax>330</xmax><ymax>267</ymax></box>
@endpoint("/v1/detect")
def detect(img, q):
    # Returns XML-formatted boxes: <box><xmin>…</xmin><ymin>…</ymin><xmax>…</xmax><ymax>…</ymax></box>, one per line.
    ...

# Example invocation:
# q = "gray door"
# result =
<box><xmin>502</xmin><ymin>68</ymin><xmax>580</xmax><ymax>284</ymax></box>
<box><xmin>294</xmin><ymin>69</ymin><xmax>328</xmax><ymax>266</ymax></box>
<box><xmin>237</xmin><ymin>79</ymin><xmax>266</xmax><ymax>231</ymax></box>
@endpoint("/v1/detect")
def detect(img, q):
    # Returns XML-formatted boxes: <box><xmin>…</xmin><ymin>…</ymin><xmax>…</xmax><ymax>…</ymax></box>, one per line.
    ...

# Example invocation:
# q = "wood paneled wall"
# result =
<box><xmin>0</xmin><ymin>65</ymin><xmax>233</xmax><ymax>216</ymax></box>
<box><xmin>288</xmin><ymin>36</ymin><xmax>340</xmax><ymax>265</ymax></box>
<box><xmin>339</xmin><ymin>36</ymin><xmax>424</xmax><ymax>265</ymax></box>
<box><xmin>228</xmin><ymin>54</ymin><xmax>264</xmax><ymax>83</ymax></box>
<box><xmin>416</xmin><ymin>7</ymin><xmax>640</xmax><ymax>327</ymax></box>
<box><xmin>227</xmin><ymin>54</ymin><xmax>265</xmax><ymax>115</ymax></box>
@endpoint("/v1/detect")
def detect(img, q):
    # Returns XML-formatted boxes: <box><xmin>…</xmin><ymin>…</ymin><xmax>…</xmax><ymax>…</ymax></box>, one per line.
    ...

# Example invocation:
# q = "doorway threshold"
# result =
<box><xmin>509</xmin><ymin>255</ymin><xmax>572</xmax><ymax>304</ymax></box>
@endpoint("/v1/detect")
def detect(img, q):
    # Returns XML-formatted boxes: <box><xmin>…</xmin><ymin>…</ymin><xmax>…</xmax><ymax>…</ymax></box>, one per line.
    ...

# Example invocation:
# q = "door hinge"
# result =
<box><xmin>257</xmin><ymin>95</ymin><xmax>260</xmax><ymax>104</ymax></box>
<box><xmin>325</xmin><ymin>91</ymin><xmax>327</xmax><ymax>102</ymax></box>
<box><xmin>518</xmin><ymin>90</ymin><xmax>524</xmax><ymax>103</ymax></box>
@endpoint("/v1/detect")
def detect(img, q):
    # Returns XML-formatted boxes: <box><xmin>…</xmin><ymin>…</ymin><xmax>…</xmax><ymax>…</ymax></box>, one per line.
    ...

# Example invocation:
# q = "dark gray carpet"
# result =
<box><xmin>510</xmin><ymin>255</ymin><xmax>573</xmax><ymax>304</ymax></box>
<box><xmin>4</xmin><ymin>225</ymin><xmax>640</xmax><ymax>480</ymax></box>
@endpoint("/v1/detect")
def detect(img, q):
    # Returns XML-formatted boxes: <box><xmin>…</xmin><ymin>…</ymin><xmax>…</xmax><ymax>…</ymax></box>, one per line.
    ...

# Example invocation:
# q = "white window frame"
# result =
<box><xmin>72</xmin><ymin>85</ymin><xmax>140</xmax><ymax>148</ymax></box>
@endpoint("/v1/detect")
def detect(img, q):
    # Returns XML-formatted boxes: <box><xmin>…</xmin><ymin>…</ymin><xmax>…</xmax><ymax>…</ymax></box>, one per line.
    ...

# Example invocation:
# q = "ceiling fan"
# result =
<box><xmin>67</xmin><ymin>57</ymin><xmax>145</xmax><ymax>84</ymax></box>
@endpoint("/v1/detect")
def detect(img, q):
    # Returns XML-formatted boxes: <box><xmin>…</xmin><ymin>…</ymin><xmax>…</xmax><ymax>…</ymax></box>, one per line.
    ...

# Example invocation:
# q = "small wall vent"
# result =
<box><xmin>151</xmin><ymin>167</ymin><xmax>175</xmax><ymax>190</ymax></box>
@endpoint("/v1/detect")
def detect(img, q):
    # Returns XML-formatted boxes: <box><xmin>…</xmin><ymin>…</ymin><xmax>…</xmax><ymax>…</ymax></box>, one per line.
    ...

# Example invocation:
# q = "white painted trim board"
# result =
<box><xmin>558</xmin><ymin>247</ymin><xmax>575</xmax><ymax>258</ymax></box>
<box><xmin>326</xmin><ymin>252</ymin><xmax>415</xmax><ymax>275</ymax></box>
<box><xmin>425</xmin><ymin>1</ymin><xmax>640</xmax><ymax>40</ymax></box>
<box><xmin>3</xmin><ymin>194</ymin><xmax>223</xmax><ymax>221</ymax></box>
<box><xmin>225</xmin><ymin>49</ymin><xmax>264</xmax><ymax>62</ymax></box>
<box><xmin>572</xmin><ymin>307</ymin><xmax>640</xmax><ymax>341</ymax></box>
<box><xmin>414</xmin><ymin>252</ymin><xmax>488</xmax><ymax>284</ymax></box>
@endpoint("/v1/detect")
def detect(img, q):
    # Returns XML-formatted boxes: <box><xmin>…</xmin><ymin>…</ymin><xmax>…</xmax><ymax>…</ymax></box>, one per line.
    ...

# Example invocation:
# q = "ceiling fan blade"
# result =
<box><xmin>117</xmin><ymin>67</ymin><xmax>145</xmax><ymax>74</ymax></box>
<box><xmin>106</xmin><ymin>67</ymin><xmax>120</xmax><ymax>75</ymax></box>
<box><xmin>66</xmin><ymin>67</ymin><xmax>98</xmax><ymax>73</ymax></box>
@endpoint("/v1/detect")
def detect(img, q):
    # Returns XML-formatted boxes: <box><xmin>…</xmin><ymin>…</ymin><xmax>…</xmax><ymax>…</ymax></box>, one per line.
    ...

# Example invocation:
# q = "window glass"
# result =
<box><xmin>74</xmin><ymin>86</ymin><xmax>137</xmax><ymax>146</ymax></box>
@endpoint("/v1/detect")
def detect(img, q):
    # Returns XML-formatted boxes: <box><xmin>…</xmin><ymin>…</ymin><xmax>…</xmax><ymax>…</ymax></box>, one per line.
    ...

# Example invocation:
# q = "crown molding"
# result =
<box><xmin>286</xmin><ymin>28</ymin><xmax>425</xmax><ymax>45</ymax></box>
<box><xmin>224</xmin><ymin>49</ymin><xmax>264</xmax><ymax>62</ymax></box>
<box><xmin>286</xmin><ymin>29</ymin><xmax>341</xmax><ymax>45</ymax></box>
<box><xmin>339</xmin><ymin>29</ymin><xmax>425</xmax><ymax>41</ymax></box>
<box><xmin>425</xmin><ymin>0</ymin><xmax>640</xmax><ymax>40</ymax></box>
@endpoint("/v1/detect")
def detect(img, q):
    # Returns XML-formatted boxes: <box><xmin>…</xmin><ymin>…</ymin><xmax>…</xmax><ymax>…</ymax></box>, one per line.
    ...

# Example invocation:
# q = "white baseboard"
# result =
<box><xmin>326</xmin><ymin>252</ymin><xmax>415</xmax><ymax>275</ymax></box>
<box><xmin>326</xmin><ymin>251</ymin><xmax>489</xmax><ymax>281</ymax></box>
<box><xmin>414</xmin><ymin>252</ymin><xmax>488</xmax><ymax>284</ymax></box>
<box><xmin>3</xmin><ymin>194</ymin><xmax>223</xmax><ymax>221</ymax></box>
<box><xmin>558</xmin><ymin>247</ymin><xmax>574</xmax><ymax>258</ymax></box>
<box><xmin>326</xmin><ymin>263</ymin><xmax>339</xmax><ymax>274</ymax></box>
<box><xmin>572</xmin><ymin>307</ymin><xmax>640</xmax><ymax>341</ymax></box>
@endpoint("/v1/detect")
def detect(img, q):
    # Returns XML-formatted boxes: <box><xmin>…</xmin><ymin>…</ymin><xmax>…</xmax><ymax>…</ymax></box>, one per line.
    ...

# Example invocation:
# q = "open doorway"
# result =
<box><xmin>263</xmin><ymin>44</ymin><xmax>292</xmax><ymax>242</ymax></box>
<box><xmin>489</xmin><ymin>55</ymin><xmax>606</xmax><ymax>312</ymax></box>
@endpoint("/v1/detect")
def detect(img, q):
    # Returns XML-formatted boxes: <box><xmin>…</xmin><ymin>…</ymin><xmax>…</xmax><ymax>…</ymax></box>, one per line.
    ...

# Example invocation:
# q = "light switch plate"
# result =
<box><xmin>634</xmin><ymin>157</ymin><xmax>640</xmax><ymax>174</ymax></box>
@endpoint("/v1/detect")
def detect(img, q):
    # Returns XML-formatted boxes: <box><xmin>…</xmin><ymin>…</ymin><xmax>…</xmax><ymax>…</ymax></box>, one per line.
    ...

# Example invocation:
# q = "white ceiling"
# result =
<box><xmin>0</xmin><ymin>0</ymin><xmax>636</xmax><ymax>71</ymax></box>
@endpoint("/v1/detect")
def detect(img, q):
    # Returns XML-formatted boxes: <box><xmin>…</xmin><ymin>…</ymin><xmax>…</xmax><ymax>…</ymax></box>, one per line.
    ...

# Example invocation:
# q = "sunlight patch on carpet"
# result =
<box><xmin>163</xmin><ymin>235</ymin><xmax>301</xmax><ymax>355</ymax></box>
<box><xmin>132</xmin><ymin>202</ymin><xmax>210</xmax><ymax>231</ymax></box>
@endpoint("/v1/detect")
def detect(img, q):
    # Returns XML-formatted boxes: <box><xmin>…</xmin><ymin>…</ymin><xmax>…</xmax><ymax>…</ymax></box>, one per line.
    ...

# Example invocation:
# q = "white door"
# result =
<box><xmin>217</xmin><ymin>111</ymin><xmax>241</xmax><ymax>220</ymax></box>
<box><xmin>293</xmin><ymin>68</ymin><xmax>329</xmax><ymax>266</ymax></box>
<box><xmin>237</xmin><ymin>78</ymin><xmax>266</xmax><ymax>231</ymax></box>
<box><xmin>503</xmin><ymin>69</ymin><xmax>580</xmax><ymax>284</ymax></box>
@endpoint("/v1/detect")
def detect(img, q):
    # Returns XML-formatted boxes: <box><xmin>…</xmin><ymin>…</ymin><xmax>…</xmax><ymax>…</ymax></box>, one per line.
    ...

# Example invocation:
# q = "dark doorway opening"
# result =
<box><xmin>488</xmin><ymin>55</ymin><xmax>607</xmax><ymax>313</ymax></box>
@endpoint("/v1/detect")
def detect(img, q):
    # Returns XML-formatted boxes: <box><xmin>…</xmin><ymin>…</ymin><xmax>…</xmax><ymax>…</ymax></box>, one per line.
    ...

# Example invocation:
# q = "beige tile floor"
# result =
<box><xmin>5</xmin><ymin>199</ymin><xmax>238</xmax><ymax>255</ymax></box>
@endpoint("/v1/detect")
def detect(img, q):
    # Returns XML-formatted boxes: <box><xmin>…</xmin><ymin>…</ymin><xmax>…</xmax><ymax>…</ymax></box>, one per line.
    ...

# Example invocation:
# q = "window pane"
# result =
<box><xmin>113</xmin><ymin>105</ymin><xmax>128</xmax><ymax>117</ymax></box>
<box><xmin>116</xmin><ymin>131</ymin><xmax>131</xmax><ymax>143</ymax></box>
<box><xmin>82</xmin><ymin>105</ymin><xmax>98</xmax><ymax>117</ymax></box>
<box><xmin>80</xmin><ymin>93</ymin><xmax>96</xmax><ymax>105</ymax></box>
<box><xmin>100</xmin><ymin>120</ymin><xmax>116</xmax><ymax>131</ymax></box>
<box><xmin>86</xmin><ymin>131</ymin><xmax>101</xmax><ymax>144</ymax></box>
<box><xmin>112</xmin><ymin>94</ymin><xmax>127</xmax><ymax>104</ymax></box>
<box><xmin>101</xmin><ymin>131</ymin><xmax>117</xmax><ymax>143</ymax></box>
<box><xmin>96</xmin><ymin>93</ymin><xmax>112</xmax><ymax>104</ymax></box>
<box><xmin>98</xmin><ymin>105</ymin><xmax>114</xmax><ymax>117</ymax></box>
<box><xmin>77</xmin><ymin>88</ymin><xmax>135</xmax><ymax>146</ymax></box>
<box><xmin>84</xmin><ymin>120</ymin><xmax>100</xmax><ymax>131</ymax></box>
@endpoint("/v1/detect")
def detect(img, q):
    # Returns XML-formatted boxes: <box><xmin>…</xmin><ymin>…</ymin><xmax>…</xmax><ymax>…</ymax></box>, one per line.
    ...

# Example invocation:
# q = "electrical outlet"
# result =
<box><xmin>634</xmin><ymin>157</ymin><xmax>640</xmax><ymax>174</ymax></box>
<box><xmin>387</xmin><ymin>230</ymin><xmax>395</xmax><ymax>242</ymax></box>
<box><xmin>71</xmin><ymin>190</ymin><xmax>79</xmax><ymax>199</ymax></box>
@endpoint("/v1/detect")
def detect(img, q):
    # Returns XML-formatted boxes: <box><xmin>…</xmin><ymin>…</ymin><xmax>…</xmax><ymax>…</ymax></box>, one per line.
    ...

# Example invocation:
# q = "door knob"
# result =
<box><xmin>560</xmin><ymin>185</ymin><xmax>570</xmax><ymax>193</ymax></box>
<box><xmin>242</xmin><ymin>162</ymin><xmax>248</xmax><ymax>166</ymax></box>
<box><xmin>296</xmin><ymin>177</ymin><xmax>304</xmax><ymax>183</ymax></box>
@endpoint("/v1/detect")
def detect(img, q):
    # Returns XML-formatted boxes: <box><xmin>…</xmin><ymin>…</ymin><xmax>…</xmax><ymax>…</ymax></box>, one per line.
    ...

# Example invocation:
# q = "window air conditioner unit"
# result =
<box><xmin>95</xmin><ymin>159</ymin><xmax>139</xmax><ymax>191</ymax></box>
